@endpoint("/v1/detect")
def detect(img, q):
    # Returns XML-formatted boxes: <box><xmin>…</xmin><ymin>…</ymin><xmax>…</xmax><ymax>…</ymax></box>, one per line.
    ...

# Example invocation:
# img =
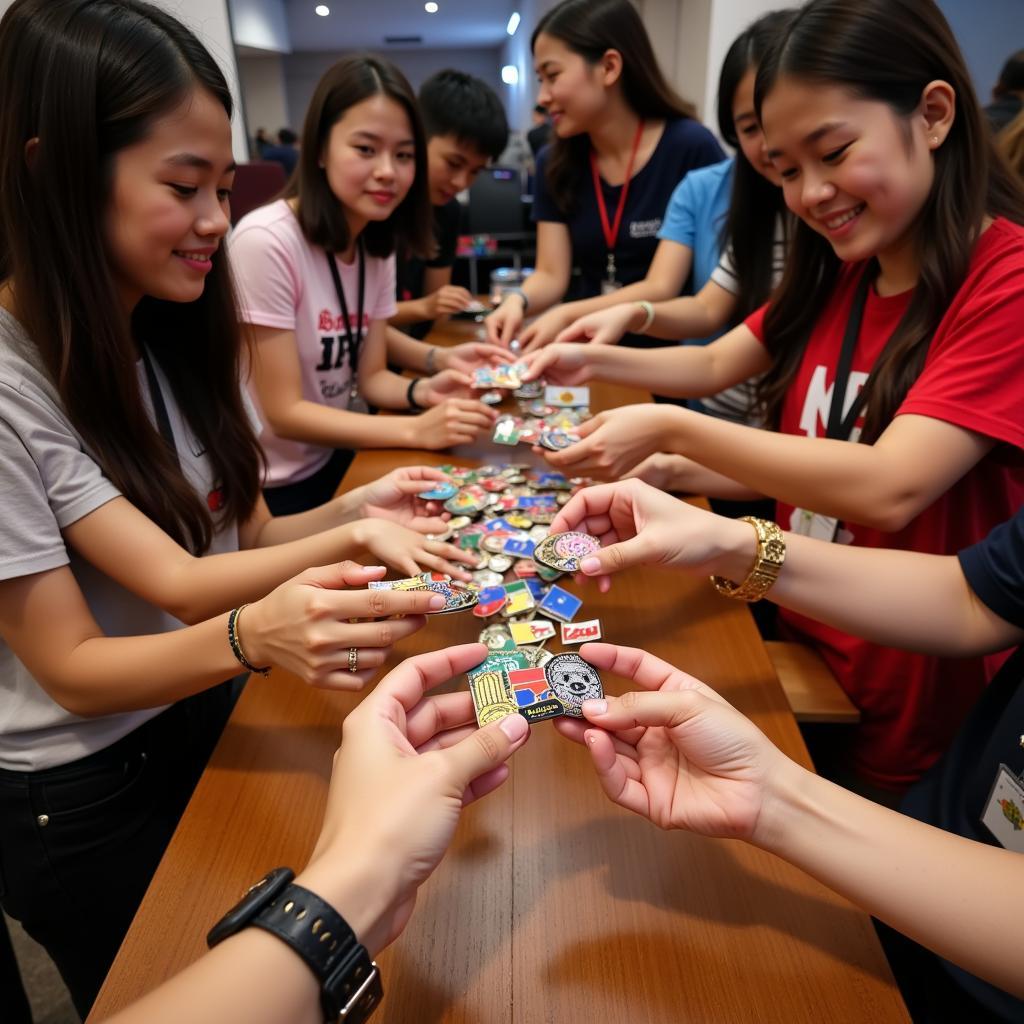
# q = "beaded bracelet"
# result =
<box><xmin>407</xmin><ymin>377</ymin><xmax>424</xmax><ymax>411</ymax></box>
<box><xmin>228</xmin><ymin>604</ymin><xmax>271</xmax><ymax>676</ymax></box>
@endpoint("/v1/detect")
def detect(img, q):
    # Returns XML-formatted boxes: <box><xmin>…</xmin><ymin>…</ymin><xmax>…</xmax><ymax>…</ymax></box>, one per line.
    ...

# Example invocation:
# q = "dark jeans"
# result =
<box><xmin>263</xmin><ymin>448</ymin><xmax>354</xmax><ymax>516</ymax></box>
<box><xmin>0</xmin><ymin>681</ymin><xmax>240</xmax><ymax>1018</ymax></box>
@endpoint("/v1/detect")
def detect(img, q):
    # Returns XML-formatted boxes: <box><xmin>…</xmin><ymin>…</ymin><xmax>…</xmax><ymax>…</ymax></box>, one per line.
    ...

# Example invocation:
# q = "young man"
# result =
<box><xmin>388</xmin><ymin>69</ymin><xmax>509</xmax><ymax>365</ymax></box>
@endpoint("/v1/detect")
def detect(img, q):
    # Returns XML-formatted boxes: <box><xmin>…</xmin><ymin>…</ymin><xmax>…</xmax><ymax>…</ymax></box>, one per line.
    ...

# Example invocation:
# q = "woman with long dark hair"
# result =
<box><xmin>523</xmin><ymin>0</ymin><xmax>1024</xmax><ymax>800</ymax></box>
<box><xmin>232</xmin><ymin>56</ymin><xmax>497</xmax><ymax>516</ymax></box>
<box><xmin>537</xmin><ymin>9</ymin><xmax>794</xmax><ymax>432</ymax></box>
<box><xmin>484</xmin><ymin>0</ymin><xmax>723</xmax><ymax>350</ymax></box>
<box><xmin>0</xmin><ymin>1</ymin><xmax>465</xmax><ymax>1013</ymax></box>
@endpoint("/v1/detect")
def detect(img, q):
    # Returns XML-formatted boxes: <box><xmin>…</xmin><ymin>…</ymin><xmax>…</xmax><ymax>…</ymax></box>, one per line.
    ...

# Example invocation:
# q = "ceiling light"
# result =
<box><xmin>424</xmin><ymin>1</ymin><xmax>439</xmax><ymax>11</ymax></box>
<box><xmin>315</xmin><ymin>4</ymin><xmax>329</xmax><ymax>14</ymax></box>
<box><xmin>501</xmin><ymin>64</ymin><xmax>519</xmax><ymax>85</ymax></box>
<box><xmin>506</xmin><ymin>12</ymin><xmax>520</xmax><ymax>35</ymax></box>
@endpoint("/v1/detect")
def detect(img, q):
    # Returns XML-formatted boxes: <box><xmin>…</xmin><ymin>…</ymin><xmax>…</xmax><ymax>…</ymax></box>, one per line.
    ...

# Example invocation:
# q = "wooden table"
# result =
<box><xmin>89</xmin><ymin>319</ymin><xmax>909</xmax><ymax>1023</ymax></box>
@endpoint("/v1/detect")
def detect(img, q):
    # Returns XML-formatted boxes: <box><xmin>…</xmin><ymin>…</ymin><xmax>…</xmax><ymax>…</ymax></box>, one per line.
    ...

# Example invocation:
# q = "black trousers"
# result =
<box><xmin>263</xmin><ymin>448</ymin><xmax>354</xmax><ymax>516</ymax></box>
<box><xmin>0</xmin><ymin>680</ymin><xmax>240</xmax><ymax>1019</ymax></box>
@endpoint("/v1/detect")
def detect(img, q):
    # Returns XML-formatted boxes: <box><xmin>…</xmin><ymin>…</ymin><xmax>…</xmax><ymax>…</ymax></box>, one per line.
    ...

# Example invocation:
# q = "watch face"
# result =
<box><xmin>206</xmin><ymin>866</ymin><xmax>294</xmax><ymax>948</ymax></box>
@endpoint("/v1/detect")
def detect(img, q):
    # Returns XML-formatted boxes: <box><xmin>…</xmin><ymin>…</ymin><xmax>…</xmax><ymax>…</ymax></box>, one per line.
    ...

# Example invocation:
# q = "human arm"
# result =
<box><xmin>384</xmin><ymin>327</ymin><xmax>508</xmax><ymax>376</ymax></box>
<box><xmin>520</xmin><ymin>323</ymin><xmax>769</xmax><ymax>394</ymax></box>
<box><xmin>551</xmin><ymin>278</ymin><xmax>738</xmax><ymax>351</ymax></box>
<box><xmin>517</xmin><ymin>238</ymin><xmax>694</xmax><ymax>352</ymax></box>
<box><xmin>550</xmin><ymin>478</ymin><xmax>1023</xmax><ymax>656</ymax></box>
<box><xmin>554</xmin><ymin>643</ymin><xmax>1024</xmax><ymax>999</ymax></box>
<box><xmin>548</xmin><ymin>406</ymin><xmax>994</xmax><ymax>532</ymax></box>
<box><xmin>62</xmin><ymin>497</ymin><xmax>476</xmax><ymax>625</ymax></box>
<box><xmin>101</xmin><ymin>644</ymin><xmax>531</xmax><ymax>1024</ymax></box>
<box><xmin>390</xmin><ymin>265</ymin><xmax>473</xmax><ymax>326</ymax></box>
<box><xmin>484</xmin><ymin>221</ymin><xmax>573</xmax><ymax>346</ymax></box>
<box><xmin>0</xmin><ymin>560</ymin><xmax>444</xmax><ymax>716</ymax></box>
<box><xmin>243</xmin><ymin>466</ymin><xmax>453</xmax><ymax>542</ymax></box>
<box><xmin>249</xmin><ymin>323</ymin><xmax>494</xmax><ymax>451</ymax></box>
<box><xmin>623</xmin><ymin>453</ymin><xmax>766</xmax><ymax>501</ymax></box>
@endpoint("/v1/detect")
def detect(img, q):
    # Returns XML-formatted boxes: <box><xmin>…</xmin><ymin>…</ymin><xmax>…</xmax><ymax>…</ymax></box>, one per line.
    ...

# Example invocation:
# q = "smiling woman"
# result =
<box><xmin>230</xmin><ymin>54</ymin><xmax>499</xmax><ymax>515</ymax></box>
<box><xmin>0</xmin><ymin>2</ymin><xmax>467</xmax><ymax>1016</ymax></box>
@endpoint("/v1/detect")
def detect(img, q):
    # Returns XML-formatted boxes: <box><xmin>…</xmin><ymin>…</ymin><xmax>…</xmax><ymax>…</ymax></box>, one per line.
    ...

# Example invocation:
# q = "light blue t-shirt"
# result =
<box><xmin>657</xmin><ymin>157</ymin><xmax>734</xmax><ymax>346</ymax></box>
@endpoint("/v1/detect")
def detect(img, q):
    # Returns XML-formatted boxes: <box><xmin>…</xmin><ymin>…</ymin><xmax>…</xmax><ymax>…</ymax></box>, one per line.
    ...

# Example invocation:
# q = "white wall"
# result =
<box><xmin>229</xmin><ymin>0</ymin><xmax>290</xmax><ymax>53</ymax></box>
<box><xmin>283</xmin><ymin>47</ymin><xmax>505</xmax><ymax>132</ymax></box>
<box><xmin>239</xmin><ymin>54</ymin><xmax>291</xmax><ymax>139</ymax></box>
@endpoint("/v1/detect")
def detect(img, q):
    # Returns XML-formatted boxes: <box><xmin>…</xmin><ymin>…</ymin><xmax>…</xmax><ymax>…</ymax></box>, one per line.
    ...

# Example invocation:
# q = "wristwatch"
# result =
<box><xmin>207</xmin><ymin>867</ymin><xmax>383</xmax><ymax>1022</ymax></box>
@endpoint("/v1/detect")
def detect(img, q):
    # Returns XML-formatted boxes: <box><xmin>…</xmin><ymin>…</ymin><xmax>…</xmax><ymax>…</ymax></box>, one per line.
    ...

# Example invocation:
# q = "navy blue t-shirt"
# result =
<box><xmin>531</xmin><ymin>118</ymin><xmax>724</xmax><ymax>299</ymax></box>
<box><xmin>889</xmin><ymin>506</ymin><xmax>1024</xmax><ymax>1021</ymax></box>
<box><xmin>395</xmin><ymin>198</ymin><xmax>461</xmax><ymax>339</ymax></box>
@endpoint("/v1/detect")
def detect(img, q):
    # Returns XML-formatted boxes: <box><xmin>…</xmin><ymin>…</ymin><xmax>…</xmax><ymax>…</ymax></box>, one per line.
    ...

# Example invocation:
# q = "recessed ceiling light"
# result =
<box><xmin>315</xmin><ymin>4</ymin><xmax>329</xmax><ymax>14</ymax></box>
<box><xmin>424</xmin><ymin>1</ymin><xmax>439</xmax><ymax>11</ymax></box>
<box><xmin>506</xmin><ymin>12</ymin><xmax>520</xmax><ymax>36</ymax></box>
<box><xmin>501</xmin><ymin>64</ymin><xmax>519</xmax><ymax>85</ymax></box>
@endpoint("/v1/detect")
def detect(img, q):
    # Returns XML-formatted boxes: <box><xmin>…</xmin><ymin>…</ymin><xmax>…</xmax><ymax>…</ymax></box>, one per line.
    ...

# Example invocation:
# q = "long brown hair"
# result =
<box><xmin>287</xmin><ymin>54</ymin><xmax>434</xmax><ymax>260</ymax></box>
<box><xmin>753</xmin><ymin>0</ymin><xmax>1024</xmax><ymax>442</ymax></box>
<box><xmin>0</xmin><ymin>0</ymin><xmax>262</xmax><ymax>553</ymax></box>
<box><xmin>531</xmin><ymin>0</ymin><xmax>696</xmax><ymax>216</ymax></box>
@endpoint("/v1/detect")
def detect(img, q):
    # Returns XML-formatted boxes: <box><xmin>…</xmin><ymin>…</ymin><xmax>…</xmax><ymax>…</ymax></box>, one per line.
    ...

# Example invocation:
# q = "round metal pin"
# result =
<box><xmin>544</xmin><ymin>653</ymin><xmax>604</xmax><ymax>717</ymax></box>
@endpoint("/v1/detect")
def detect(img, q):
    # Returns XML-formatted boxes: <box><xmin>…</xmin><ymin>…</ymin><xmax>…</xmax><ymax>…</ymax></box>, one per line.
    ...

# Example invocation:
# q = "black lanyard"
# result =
<box><xmin>140</xmin><ymin>346</ymin><xmax>178</xmax><ymax>464</ymax></box>
<box><xmin>825</xmin><ymin>270</ymin><xmax>873</xmax><ymax>442</ymax></box>
<box><xmin>324</xmin><ymin>240</ymin><xmax>365</xmax><ymax>383</ymax></box>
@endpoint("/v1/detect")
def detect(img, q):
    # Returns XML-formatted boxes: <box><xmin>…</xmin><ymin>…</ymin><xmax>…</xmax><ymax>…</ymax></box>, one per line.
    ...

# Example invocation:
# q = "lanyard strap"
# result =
<box><xmin>589</xmin><ymin>119</ymin><xmax>645</xmax><ymax>258</ymax></box>
<box><xmin>825</xmin><ymin>270</ymin><xmax>874</xmax><ymax>442</ymax></box>
<box><xmin>140</xmin><ymin>346</ymin><xmax>179</xmax><ymax>464</ymax></box>
<box><xmin>324</xmin><ymin>240</ymin><xmax>366</xmax><ymax>379</ymax></box>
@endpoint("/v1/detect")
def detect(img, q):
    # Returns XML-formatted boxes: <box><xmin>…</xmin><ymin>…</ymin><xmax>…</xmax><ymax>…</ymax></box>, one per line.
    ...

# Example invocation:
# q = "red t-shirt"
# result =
<box><xmin>745</xmin><ymin>217</ymin><xmax>1024</xmax><ymax>790</ymax></box>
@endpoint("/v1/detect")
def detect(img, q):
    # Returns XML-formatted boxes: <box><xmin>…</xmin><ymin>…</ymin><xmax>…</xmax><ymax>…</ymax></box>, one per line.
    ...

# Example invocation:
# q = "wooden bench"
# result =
<box><xmin>765</xmin><ymin>641</ymin><xmax>861</xmax><ymax>724</ymax></box>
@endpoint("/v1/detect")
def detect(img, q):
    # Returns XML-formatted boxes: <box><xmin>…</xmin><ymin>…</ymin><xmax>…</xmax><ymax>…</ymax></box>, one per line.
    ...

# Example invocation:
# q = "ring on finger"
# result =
<box><xmin>348</xmin><ymin>647</ymin><xmax>359</xmax><ymax>673</ymax></box>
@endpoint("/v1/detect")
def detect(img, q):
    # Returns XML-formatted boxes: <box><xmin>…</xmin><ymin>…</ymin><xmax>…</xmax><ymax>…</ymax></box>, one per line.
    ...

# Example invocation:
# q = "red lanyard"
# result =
<box><xmin>589</xmin><ymin>118</ymin><xmax>645</xmax><ymax>263</ymax></box>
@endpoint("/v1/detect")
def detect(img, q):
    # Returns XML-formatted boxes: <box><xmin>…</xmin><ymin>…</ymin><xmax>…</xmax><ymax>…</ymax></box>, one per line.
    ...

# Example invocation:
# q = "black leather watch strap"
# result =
<box><xmin>252</xmin><ymin>882</ymin><xmax>383</xmax><ymax>1022</ymax></box>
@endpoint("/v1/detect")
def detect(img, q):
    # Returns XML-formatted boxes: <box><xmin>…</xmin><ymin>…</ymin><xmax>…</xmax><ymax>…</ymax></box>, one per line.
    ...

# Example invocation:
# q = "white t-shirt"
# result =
<box><xmin>230</xmin><ymin>199</ymin><xmax>398</xmax><ymax>487</ymax></box>
<box><xmin>702</xmin><ymin>215</ymin><xmax>788</xmax><ymax>424</ymax></box>
<box><xmin>0</xmin><ymin>309</ymin><xmax>242</xmax><ymax>771</ymax></box>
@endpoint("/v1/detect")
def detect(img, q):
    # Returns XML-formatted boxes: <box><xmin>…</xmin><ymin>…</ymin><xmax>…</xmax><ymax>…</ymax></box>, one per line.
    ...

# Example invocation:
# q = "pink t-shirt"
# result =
<box><xmin>230</xmin><ymin>199</ymin><xmax>397</xmax><ymax>486</ymax></box>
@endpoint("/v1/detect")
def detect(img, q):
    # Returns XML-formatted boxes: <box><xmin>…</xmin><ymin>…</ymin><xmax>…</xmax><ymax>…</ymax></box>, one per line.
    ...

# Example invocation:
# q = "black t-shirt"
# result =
<box><xmin>531</xmin><ymin>118</ymin><xmax>724</xmax><ymax>299</ymax></box>
<box><xmin>892</xmin><ymin>506</ymin><xmax>1024</xmax><ymax>1021</ymax></box>
<box><xmin>395</xmin><ymin>198</ymin><xmax>461</xmax><ymax>339</ymax></box>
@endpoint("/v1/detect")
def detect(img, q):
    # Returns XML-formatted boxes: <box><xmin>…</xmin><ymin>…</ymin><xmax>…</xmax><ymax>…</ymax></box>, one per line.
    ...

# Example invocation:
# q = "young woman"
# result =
<box><xmin>0</xmin><ymin>1</ymin><xmax>471</xmax><ymax>1014</ymax></box>
<box><xmin>519</xmin><ymin>8</ymin><xmax>793</xmax><ymax>411</ymax></box>
<box><xmin>525</xmin><ymin>0</ymin><xmax>1024</xmax><ymax>796</ymax></box>
<box><xmin>484</xmin><ymin>0</ymin><xmax>724</xmax><ymax>351</ymax></box>
<box><xmin>231</xmin><ymin>56</ymin><xmax>497</xmax><ymax>516</ymax></box>
<box><xmin>551</xmin><ymin>477</ymin><xmax>1024</xmax><ymax>1020</ymax></box>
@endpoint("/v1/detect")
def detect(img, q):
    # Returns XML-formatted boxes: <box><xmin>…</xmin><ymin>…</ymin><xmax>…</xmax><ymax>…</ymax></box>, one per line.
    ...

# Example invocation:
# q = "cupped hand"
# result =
<box><xmin>537</xmin><ymin>405</ymin><xmax>672</xmax><ymax>479</ymax></box>
<box><xmin>554</xmin><ymin>643</ymin><xmax>785</xmax><ymax>840</ymax></box>
<box><xmin>551</xmin><ymin>303</ymin><xmax>638</xmax><ymax>347</ymax></box>
<box><xmin>415</xmin><ymin>399</ymin><xmax>497</xmax><ymax>449</ymax></box>
<box><xmin>354</xmin><ymin>519</ymin><xmax>479</xmax><ymax>581</ymax></box>
<box><xmin>243</xmin><ymin>562</ymin><xmax>438</xmax><ymax>689</ymax></box>
<box><xmin>302</xmin><ymin>643</ymin><xmax>531</xmax><ymax>952</ymax></box>
<box><xmin>484</xmin><ymin>296</ymin><xmax>524</xmax><ymax>347</ymax></box>
<box><xmin>356</xmin><ymin>466</ymin><xmax>453</xmax><ymax>534</ymax></box>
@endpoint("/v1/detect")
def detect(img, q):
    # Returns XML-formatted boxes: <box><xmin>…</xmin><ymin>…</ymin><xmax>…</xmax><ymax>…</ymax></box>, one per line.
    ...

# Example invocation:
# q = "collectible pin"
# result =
<box><xmin>544</xmin><ymin>653</ymin><xmax>604</xmax><ymax>718</ymax></box>
<box><xmin>560</xmin><ymin>618</ymin><xmax>602</xmax><ymax>644</ymax></box>
<box><xmin>544</xmin><ymin>385</ymin><xmax>590</xmax><ymax>408</ymax></box>
<box><xmin>487</xmin><ymin>554</ymin><xmax>514</xmax><ymax>573</ymax></box>
<box><xmin>468</xmin><ymin>670</ymin><xmax>518</xmax><ymax>727</ymax></box>
<box><xmin>417</xmin><ymin>482</ymin><xmax>458</xmax><ymax>501</ymax></box>
<box><xmin>473</xmin><ymin>585</ymin><xmax>507</xmax><ymax>618</ymax></box>
<box><xmin>508</xmin><ymin>667</ymin><xmax>563</xmax><ymax>723</ymax></box>
<box><xmin>534</xmin><ymin>532</ymin><xmax>601</xmax><ymax>573</ymax></box>
<box><xmin>538</xmin><ymin>584</ymin><xmax>582</xmax><ymax>622</ymax></box>
<box><xmin>479</xmin><ymin>623</ymin><xmax>515</xmax><ymax>651</ymax></box>
<box><xmin>509</xmin><ymin>618</ymin><xmax>557</xmax><ymax>646</ymax></box>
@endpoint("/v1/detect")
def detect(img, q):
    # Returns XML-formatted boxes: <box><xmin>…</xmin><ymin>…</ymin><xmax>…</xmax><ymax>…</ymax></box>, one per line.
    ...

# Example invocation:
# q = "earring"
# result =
<box><xmin>930</xmin><ymin>135</ymin><xmax>939</xmax><ymax>145</ymax></box>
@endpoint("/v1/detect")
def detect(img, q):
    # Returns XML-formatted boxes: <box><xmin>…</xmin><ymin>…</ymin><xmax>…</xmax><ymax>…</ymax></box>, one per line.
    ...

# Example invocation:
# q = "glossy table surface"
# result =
<box><xmin>89</xmin><ymin>318</ymin><xmax>909</xmax><ymax>1023</ymax></box>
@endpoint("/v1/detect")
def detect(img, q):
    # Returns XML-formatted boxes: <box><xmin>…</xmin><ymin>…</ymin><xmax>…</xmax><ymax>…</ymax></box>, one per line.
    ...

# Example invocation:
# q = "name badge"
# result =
<box><xmin>981</xmin><ymin>764</ymin><xmax>1024</xmax><ymax>853</ymax></box>
<box><xmin>791</xmin><ymin>508</ymin><xmax>840</xmax><ymax>543</ymax></box>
